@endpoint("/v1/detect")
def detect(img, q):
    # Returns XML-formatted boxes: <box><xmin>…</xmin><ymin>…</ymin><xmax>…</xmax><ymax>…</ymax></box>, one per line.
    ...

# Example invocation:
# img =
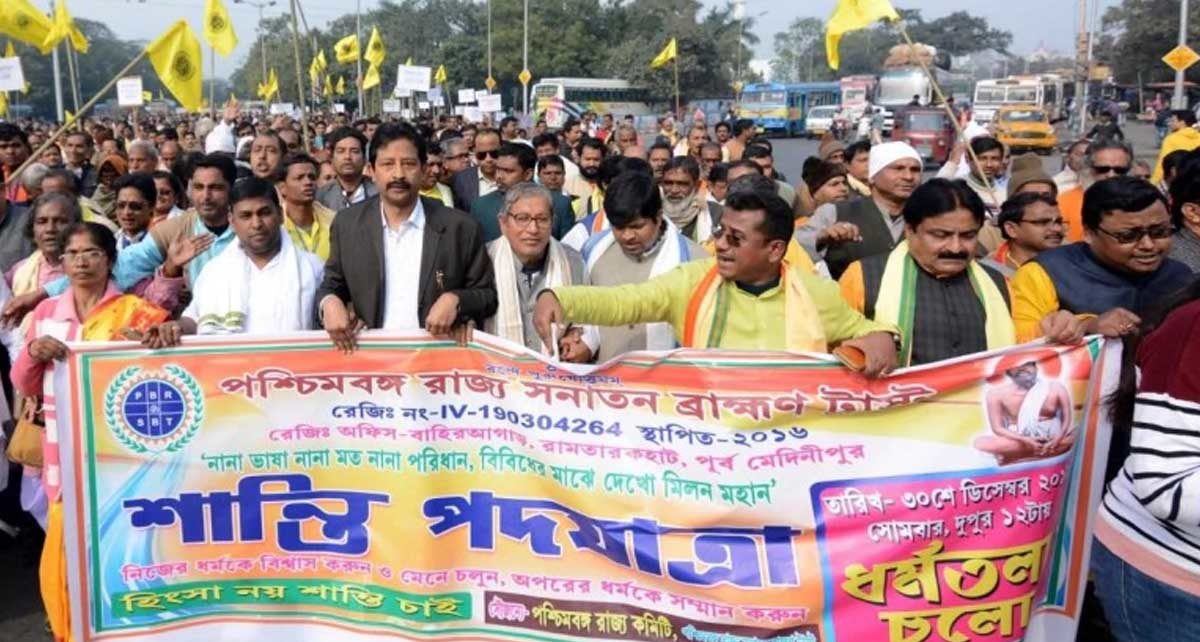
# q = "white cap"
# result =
<box><xmin>869</xmin><ymin>141</ymin><xmax>923</xmax><ymax>180</ymax></box>
<box><xmin>204</xmin><ymin>124</ymin><xmax>236</xmax><ymax>154</ymax></box>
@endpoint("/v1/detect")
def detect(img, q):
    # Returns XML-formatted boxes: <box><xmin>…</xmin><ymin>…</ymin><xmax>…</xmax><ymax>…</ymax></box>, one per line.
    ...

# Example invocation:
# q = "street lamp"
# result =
<box><xmin>234</xmin><ymin>0</ymin><xmax>277</xmax><ymax>93</ymax></box>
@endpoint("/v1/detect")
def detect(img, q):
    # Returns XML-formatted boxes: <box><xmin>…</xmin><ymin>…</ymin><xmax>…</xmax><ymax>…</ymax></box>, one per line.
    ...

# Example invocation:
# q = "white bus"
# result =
<box><xmin>973</xmin><ymin>75</ymin><xmax>1068</xmax><ymax>124</ymax></box>
<box><xmin>531</xmin><ymin>78</ymin><xmax>657</xmax><ymax>129</ymax></box>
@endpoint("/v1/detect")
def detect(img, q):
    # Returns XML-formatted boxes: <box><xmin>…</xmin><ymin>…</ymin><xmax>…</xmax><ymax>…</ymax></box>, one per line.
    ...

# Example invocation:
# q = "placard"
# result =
<box><xmin>393</xmin><ymin>86</ymin><xmax>412</xmax><ymax>98</ymax></box>
<box><xmin>269</xmin><ymin>103</ymin><xmax>295</xmax><ymax>115</ymax></box>
<box><xmin>418</xmin><ymin>101</ymin><xmax>430</xmax><ymax>110</ymax></box>
<box><xmin>0</xmin><ymin>57</ymin><xmax>26</xmax><ymax>92</ymax></box>
<box><xmin>477</xmin><ymin>94</ymin><xmax>502</xmax><ymax>113</ymax></box>
<box><xmin>464</xmin><ymin>106</ymin><xmax>482</xmax><ymax>122</ymax></box>
<box><xmin>394</xmin><ymin>64</ymin><xmax>432</xmax><ymax>93</ymax></box>
<box><xmin>332</xmin><ymin>103</ymin><xmax>346</xmax><ymax>113</ymax></box>
<box><xmin>453</xmin><ymin>106</ymin><xmax>466</xmax><ymax>115</ymax></box>
<box><xmin>382</xmin><ymin>99</ymin><xmax>401</xmax><ymax>114</ymax></box>
<box><xmin>457</xmin><ymin>88</ymin><xmax>476</xmax><ymax>104</ymax></box>
<box><xmin>428</xmin><ymin>87</ymin><xmax>443</xmax><ymax>103</ymax></box>
<box><xmin>116</xmin><ymin>76</ymin><xmax>144</xmax><ymax>107</ymax></box>
<box><xmin>401</xmin><ymin>108</ymin><xmax>413</xmax><ymax>119</ymax></box>
<box><xmin>474</xmin><ymin>89</ymin><xmax>490</xmax><ymax>102</ymax></box>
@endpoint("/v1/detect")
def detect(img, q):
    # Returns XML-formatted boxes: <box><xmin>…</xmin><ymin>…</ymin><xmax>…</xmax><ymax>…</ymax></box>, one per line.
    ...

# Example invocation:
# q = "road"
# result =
<box><xmin>771</xmin><ymin>120</ymin><xmax>1161</xmax><ymax>189</ymax></box>
<box><xmin>0</xmin><ymin>122</ymin><xmax>1163</xmax><ymax>642</ymax></box>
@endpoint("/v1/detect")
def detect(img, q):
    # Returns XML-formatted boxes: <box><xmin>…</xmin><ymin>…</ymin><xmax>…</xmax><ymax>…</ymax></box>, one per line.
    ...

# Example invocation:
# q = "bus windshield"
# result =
<box><xmin>1006</xmin><ymin>87</ymin><xmax>1038</xmax><ymax>103</ymax></box>
<box><xmin>533</xmin><ymin>85</ymin><xmax>560</xmax><ymax>99</ymax></box>
<box><xmin>745</xmin><ymin>91</ymin><xmax>786</xmax><ymax>104</ymax></box>
<box><xmin>1001</xmin><ymin>109</ymin><xmax>1046</xmax><ymax>123</ymax></box>
<box><xmin>975</xmin><ymin>87</ymin><xmax>1006</xmax><ymax>103</ymax></box>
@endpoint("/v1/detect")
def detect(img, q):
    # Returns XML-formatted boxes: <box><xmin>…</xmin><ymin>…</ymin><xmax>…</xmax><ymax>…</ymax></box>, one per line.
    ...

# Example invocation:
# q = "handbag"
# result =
<box><xmin>7</xmin><ymin>396</ymin><xmax>44</xmax><ymax>468</ymax></box>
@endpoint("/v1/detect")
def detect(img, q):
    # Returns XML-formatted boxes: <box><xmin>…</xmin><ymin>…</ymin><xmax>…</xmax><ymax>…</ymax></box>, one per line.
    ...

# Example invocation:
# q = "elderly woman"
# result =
<box><xmin>5</xmin><ymin>193</ymin><xmax>81</xmax><ymax>330</ymax></box>
<box><xmin>89</xmin><ymin>154</ymin><xmax>128</xmax><ymax>218</ymax></box>
<box><xmin>11</xmin><ymin>222</ymin><xmax>167</xmax><ymax>642</ymax></box>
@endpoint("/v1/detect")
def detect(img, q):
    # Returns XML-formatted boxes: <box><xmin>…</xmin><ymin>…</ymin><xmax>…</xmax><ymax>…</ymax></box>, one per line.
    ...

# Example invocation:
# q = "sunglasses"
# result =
<box><xmin>1096</xmin><ymin>224</ymin><xmax>1173</xmax><ymax>245</ymax></box>
<box><xmin>1092</xmin><ymin>165</ymin><xmax>1130</xmax><ymax>176</ymax></box>
<box><xmin>476</xmin><ymin>149</ymin><xmax>500</xmax><ymax>161</ymax></box>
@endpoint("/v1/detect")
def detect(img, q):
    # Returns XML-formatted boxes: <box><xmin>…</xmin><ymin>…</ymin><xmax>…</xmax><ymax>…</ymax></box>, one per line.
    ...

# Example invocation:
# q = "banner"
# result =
<box><xmin>55</xmin><ymin>333</ymin><xmax>1117</xmax><ymax>642</ymax></box>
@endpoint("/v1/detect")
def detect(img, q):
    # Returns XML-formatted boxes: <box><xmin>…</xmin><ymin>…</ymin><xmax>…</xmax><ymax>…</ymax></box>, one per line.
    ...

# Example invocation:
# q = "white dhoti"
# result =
<box><xmin>1013</xmin><ymin>380</ymin><xmax>1062</xmax><ymax>441</ymax></box>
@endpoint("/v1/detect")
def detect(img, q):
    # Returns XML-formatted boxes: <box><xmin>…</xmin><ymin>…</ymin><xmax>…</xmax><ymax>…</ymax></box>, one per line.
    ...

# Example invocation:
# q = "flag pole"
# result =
<box><xmin>288</xmin><ymin>0</ymin><xmax>311</xmax><ymax>152</ymax></box>
<box><xmin>6</xmin><ymin>49</ymin><xmax>150</xmax><ymax>186</ymax></box>
<box><xmin>673</xmin><ymin>53</ymin><xmax>680</xmax><ymax>116</ymax></box>
<box><xmin>64</xmin><ymin>42</ymin><xmax>82</xmax><ymax>129</ymax></box>
<box><xmin>894</xmin><ymin>22</ymin><xmax>995</xmax><ymax>197</ymax></box>
<box><xmin>210</xmin><ymin>46</ymin><xmax>217</xmax><ymax>119</ymax></box>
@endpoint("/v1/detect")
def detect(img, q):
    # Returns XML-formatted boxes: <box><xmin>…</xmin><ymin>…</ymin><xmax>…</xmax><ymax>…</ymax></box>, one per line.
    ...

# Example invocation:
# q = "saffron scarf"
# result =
<box><xmin>42</xmin><ymin>291</ymin><xmax>167</xmax><ymax>642</ymax></box>
<box><xmin>681</xmin><ymin>261</ymin><xmax>827</xmax><ymax>352</ymax></box>
<box><xmin>873</xmin><ymin>241</ymin><xmax>1014</xmax><ymax>366</ymax></box>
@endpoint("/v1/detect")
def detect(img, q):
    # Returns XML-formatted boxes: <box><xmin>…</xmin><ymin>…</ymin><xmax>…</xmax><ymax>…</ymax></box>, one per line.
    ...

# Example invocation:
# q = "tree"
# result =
<box><xmin>770</xmin><ymin>17</ymin><xmax>829</xmax><ymax>83</ymax></box>
<box><xmin>904</xmin><ymin>10</ymin><xmax>1013</xmax><ymax>56</ymax></box>
<box><xmin>1101</xmin><ymin>0</ymin><xmax>1200</xmax><ymax>84</ymax></box>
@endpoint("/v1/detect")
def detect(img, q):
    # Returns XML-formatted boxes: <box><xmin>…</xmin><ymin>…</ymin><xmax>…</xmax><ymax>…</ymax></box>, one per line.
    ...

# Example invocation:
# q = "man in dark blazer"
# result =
<box><xmin>317</xmin><ymin>123</ymin><xmax>497</xmax><ymax>351</ymax></box>
<box><xmin>450</xmin><ymin>128</ymin><xmax>501</xmax><ymax>212</ymax></box>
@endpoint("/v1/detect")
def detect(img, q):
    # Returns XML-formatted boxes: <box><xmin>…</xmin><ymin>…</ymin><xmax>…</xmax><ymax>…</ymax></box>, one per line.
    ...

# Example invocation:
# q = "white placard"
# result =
<box><xmin>428</xmin><ymin>87</ymin><xmax>442</xmax><ymax>102</ymax></box>
<box><xmin>454</xmin><ymin>106</ymin><xmax>466</xmax><ymax>115</ymax></box>
<box><xmin>116</xmin><ymin>76</ymin><xmax>144</xmax><ymax>107</ymax></box>
<box><xmin>477</xmin><ymin>94</ymin><xmax>502</xmax><ymax>113</ymax></box>
<box><xmin>394</xmin><ymin>65</ymin><xmax>432</xmax><ymax>93</ymax></box>
<box><xmin>401</xmin><ymin>108</ymin><xmax>414</xmax><ymax>119</ymax></box>
<box><xmin>269</xmin><ymin>102</ymin><xmax>295</xmax><ymax>115</ymax></box>
<box><xmin>382</xmin><ymin>99</ymin><xmax>402</xmax><ymax>114</ymax></box>
<box><xmin>0</xmin><ymin>57</ymin><xmax>26</xmax><ymax>92</ymax></box>
<box><xmin>457</xmin><ymin>88</ymin><xmax>476</xmax><ymax>104</ymax></box>
<box><xmin>474</xmin><ymin>89</ymin><xmax>490</xmax><ymax>101</ymax></box>
<box><xmin>332</xmin><ymin>103</ymin><xmax>346</xmax><ymax>113</ymax></box>
<box><xmin>464</xmin><ymin>107</ymin><xmax>482</xmax><ymax>122</ymax></box>
<box><xmin>418</xmin><ymin>101</ymin><xmax>430</xmax><ymax>110</ymax></box>
<box><xmin>393</xmin><ymin>86</ymin><xmax>412</xmax><ymax>98</ymax></box>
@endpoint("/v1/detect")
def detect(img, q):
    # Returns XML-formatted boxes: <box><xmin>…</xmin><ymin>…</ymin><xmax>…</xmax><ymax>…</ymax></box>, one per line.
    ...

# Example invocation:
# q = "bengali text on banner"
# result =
<box><xmin>53</xmin><ymin>333</ymin><xmax>1118</xmax><ymax>642</ymax></box>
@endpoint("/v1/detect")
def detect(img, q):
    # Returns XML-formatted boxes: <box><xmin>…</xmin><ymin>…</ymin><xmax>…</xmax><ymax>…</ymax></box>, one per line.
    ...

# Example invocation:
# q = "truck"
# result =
<box><xmin>839</xmin><ymin>75</ymin><xmax>878</xmax><ymax>122</ymax></box>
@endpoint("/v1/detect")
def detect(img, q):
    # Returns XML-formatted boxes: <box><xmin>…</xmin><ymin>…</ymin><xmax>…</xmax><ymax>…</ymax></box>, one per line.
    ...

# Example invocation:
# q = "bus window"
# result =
<box><xmin>1007</xmin><ymin>87</ymin><xmax>1038</xmax><ymax>103</ymax></box>
<box><xmin>534</xmin><ymin>85</ymin><xmax>561</xmax><ymax>99</ymax></box>
<box><xmin>975</xmin><ymin>87</ymin><xmax>1005</xmax><ymax>103</ymax></box>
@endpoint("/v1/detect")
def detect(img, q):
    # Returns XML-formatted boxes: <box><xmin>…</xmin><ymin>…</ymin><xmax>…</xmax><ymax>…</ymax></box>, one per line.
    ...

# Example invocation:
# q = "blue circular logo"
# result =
<box><xmin>122</xmin><ymin>380</ymin><xmax>187</xmax><ymax>438</ymax></box>
<box><xmin>106</xmin><ymin>366</ymin><xmax>204</xmax><ymax>455</ymax></box>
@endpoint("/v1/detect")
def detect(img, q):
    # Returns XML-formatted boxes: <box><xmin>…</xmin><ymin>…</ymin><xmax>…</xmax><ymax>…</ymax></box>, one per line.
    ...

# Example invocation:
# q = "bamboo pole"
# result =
<box><xmin>288</xmin><ymin>0</ymin><xmax>311</xmax><ymax>152</ymax></box>
<box><xmin>4</xmin><ymin>50</ymin><xmax>149</xmax><ymax>186</ymax></box>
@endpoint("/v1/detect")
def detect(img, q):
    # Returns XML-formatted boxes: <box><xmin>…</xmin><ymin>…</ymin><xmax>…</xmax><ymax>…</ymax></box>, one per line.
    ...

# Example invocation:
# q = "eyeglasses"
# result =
<box><xmin>1092</xmin><ymin>165</ymin><xmax>1131</xmax><ymax>176</ymax></box>
<box><xmin>63</xmin><ymin>248</ymin><xmax>106</xmax><ymax>263</ymax></box>
<box><xmin>1096</xmin><ymin>224</ymin><xmax>1173</xmax><ymax>245</ymax></box>
<box><xmin>507</xmin><ymin>214</ymin><xmax>552</xmax><ymax>229</ymax></box>
<box><xmin>445</xmin><ymin>153</ymin><xmax>468</xmax><ymax>161</ymax></box>
<box><xmin>712</xmin><ymin>224</ymin><xmax>747</xmax><ymax>248</ymax></box>
<box><xmin>1018</xmin><ymin>217</ymin><xmax>1066</xmax><ymax>228</ymax></box>
<box><xmin>476</xmin><ymin>149</ymin><xmax>500</xmax><ymax>161</ymax></box>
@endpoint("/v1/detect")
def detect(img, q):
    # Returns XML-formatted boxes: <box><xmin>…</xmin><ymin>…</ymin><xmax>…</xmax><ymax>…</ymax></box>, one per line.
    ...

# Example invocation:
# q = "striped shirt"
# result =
<box><xmin>1099</xmin><ymin>299</ymin><xmax>1200</xmax><ymax>596</ymax></box>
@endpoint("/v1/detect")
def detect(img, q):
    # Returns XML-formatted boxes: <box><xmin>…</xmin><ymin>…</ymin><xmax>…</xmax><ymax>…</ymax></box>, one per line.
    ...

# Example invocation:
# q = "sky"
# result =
<box><xmin>62</xmin><ymin>0</ymin><xmax>1090</xmax><ymax>79</ymax></box>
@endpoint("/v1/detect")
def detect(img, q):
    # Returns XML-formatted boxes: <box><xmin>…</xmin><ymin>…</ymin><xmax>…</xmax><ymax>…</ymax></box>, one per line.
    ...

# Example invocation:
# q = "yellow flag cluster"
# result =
<box><xmin>434</xmin><ymin>64</ymin><xmax>447</xmax><ymax>85</ymax></box>
<box><xmin>146</xmin><ymin>20</ymin><xmax>203</xmax><ymax>113</ymax></box>
<box><xmin>203</xmin><ymin>0</ymin><xmax>237</xmax><ymax>58</ymax></box>
<box><xmin>257</xmin><ymin>68</ymin><xmax>279</xmax><ymax>101</ymax></box>
<box><xmin>650</xmin><ymin>37</ymin><xmax>676</xmax><ymax>69</ymax></box>
<box><xmin>42</xmin><ymin>0</ymin><xmax>89</xmax><ymax>53</ymax></box>
<box><xmin>363</xmin><ymin>26</ymin><xmax>385</xmax><ymax>90</ymax></box>
<box><xmin>0</xmin><ymin>0</ymin><xmax>54</xmax><ymax>54</ymax></box>
<box><xmin>309</xmin><ymin>50</ymin><xmax>327</xmax><ymax>86</ymax></box>
<box><xmin>335</xmin><ymin>34</ymin><xmax>359</xmax><ymax>64</ymax></box>
<box><xmin>825</xmin><ymin>0</ymin><xmax>899</xmax><ymax>70</ymax></box>
<box><xmin>335</xmin><ymin>76</ymin><xmax>345</xmax><ymax>95</ymax></box>
<box><xmin>323</xmin><ymin>74</ymin><xmax>333</xmax><ymax>98</ymax></box>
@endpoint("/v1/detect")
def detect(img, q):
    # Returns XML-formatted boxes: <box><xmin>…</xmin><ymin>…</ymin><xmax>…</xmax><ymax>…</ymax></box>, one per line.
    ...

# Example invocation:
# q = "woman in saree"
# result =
<box><xmin>11</xmin><ymin>222</ymin><xmax>169</xmax><ymax>642</ymax></box>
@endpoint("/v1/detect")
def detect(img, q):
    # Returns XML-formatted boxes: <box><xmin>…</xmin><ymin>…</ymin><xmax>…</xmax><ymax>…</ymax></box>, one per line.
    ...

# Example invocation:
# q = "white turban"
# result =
<box><xmin>205</xmin><ymin>125</ymin><xmax>236</xmax><ymax>155</ymax></box>
<box><xmin>869</xmin><ymin>141</ymin><xmax>924</xmax><ymax>180</ymax></box>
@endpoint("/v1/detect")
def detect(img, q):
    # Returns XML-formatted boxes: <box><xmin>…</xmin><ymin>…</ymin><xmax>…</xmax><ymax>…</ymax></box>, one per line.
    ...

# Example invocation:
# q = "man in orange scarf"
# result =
<box><xmin>534</xmin><ymin>188</ymin><xmax>899</xmax><ymax>376</ymax></box>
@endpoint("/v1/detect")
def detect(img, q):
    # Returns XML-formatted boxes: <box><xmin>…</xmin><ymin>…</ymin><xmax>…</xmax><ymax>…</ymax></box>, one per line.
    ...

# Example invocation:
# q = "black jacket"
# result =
<box><xmin>315</xmin><ymin>195</ymin><xmax>497</xmax><ymax>329</ymax></box>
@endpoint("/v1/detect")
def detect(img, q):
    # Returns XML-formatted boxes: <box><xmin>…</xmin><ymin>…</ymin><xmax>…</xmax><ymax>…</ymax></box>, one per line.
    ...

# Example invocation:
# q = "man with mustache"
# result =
<box><xmin>659</xmin><ymin>156</ymin><xmax>722</xmax><ymax>243</ymax></box>
<box><xmin>317</xmin><ymin>123</ymin><xmax>497</xmax><ymax>352</ymax></box>
<box><xmin>797</xmin><ymin>142</ymin><xmax>923</xmax><ymax>280</ymax></box>
<box><xmin>316</xmin><ymin>127</ymin><xmax>377</xmax><ymax>213</ymax></box>
<box><xmin>1012</xmin><ymin>176</ymin><xmax>1193</xmax><ymax>343</ymax></box>
<box><xmin>838</xmin><ymin>179</ymin><xmax>1018</xmax><ymax>366</ymax></box>
<box><xmin>983</xmin><ymin>193</ymin><xmax>1066</xmax><ymax>278</ymax></box>
<box><xmin>572</xmin><ymin>137</ymin><xmax>608</xmax><ymax>220</ymax></box>
<box><xmin>277</xmin><ymin>154</ymin><xmax>337</xmax><ymax>262</ymax></box>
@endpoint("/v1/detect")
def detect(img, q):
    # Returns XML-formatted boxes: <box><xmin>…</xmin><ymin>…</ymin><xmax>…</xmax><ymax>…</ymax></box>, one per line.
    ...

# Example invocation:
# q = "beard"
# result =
<box><xmin>580</xmin><ymin>166</ymin><xmax>601</xmax><ymax>182</ymax></box>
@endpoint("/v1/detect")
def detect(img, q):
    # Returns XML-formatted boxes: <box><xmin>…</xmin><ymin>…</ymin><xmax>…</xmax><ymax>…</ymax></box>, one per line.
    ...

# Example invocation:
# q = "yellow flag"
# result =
<box><xmin>203</xmin><ymin>0</ymin><xmax>237</xmax><ymax>57</ymax></box>
<box><xmin>309</xmin><ymin>49</ymin><xmax>326</xmax><ymax>85</ymax></box>
<box><xmin>4</xmin><ymin>41</ymin><xmax>14</xmax><ymax>58</ymax></box>
<box><xmin>0</xmin><ymin>92</ymin><xmax>7</xmax><ymax>118</ymax></box>
<box><xmin>323</xmin><ymin>74</ymin><xmax>333</xmax><ymax>97</ymax></box>
<box><xmin>146</xmin><ymin>20</ymin><xmax>204</xmax><ymax>112</ymax></box>
<box><xmin>363</xmin><ymin>63</ymin><xmax>381</xmax><ymax>90</ymax></box>
<box><xmin>434</xmin><ymin>64</ymin><xmax>447</xmax><ymax>85</ymax></box>
<box><xmin>257</xmin><ymin>68</ymin><xmax>279</xmax><ymax>100</ymax></box>
<box><xmin>63</xmin><ymin>109</ymin><xmax>73</xmax><ymax>123</ymax></box>
<box><xmin>650</xmin><ymin>37</ymin><xmax>676</xmax><ymax>69</ymax></box>
<box><xmin>334</xmin><ymin>34</ymin><xmax>359</xmax><ymax>63</ymax></box>
<box><xmin>404</xmin><ymin>56</ymin><xmax>413</xmax><ymax>66</ymax></box>
<box><xmin>42</xmin><ymin>0</ymin><xmax>88</xmax><ymax>53</ymax></box>
<box><xmin>1</xmin><ymin>0</ymin><xmax>54</xmax><ymax>54</ymax></box>
<box><xmin>142</xmin><ymin>90</ymin><xmax>152</xmax><ymax>102</ymax></box>
<box><xmin>335</xmin><ymin>76</ymin><xmax>345</xmax><ymax>95</ymax></box>
<box><xmin>825</xmin><ymin>0</ymin><xmax>899</xmax><ymax>70</ymax></box>
<box><xmin>364</xmin><ymin>26</ymin><xmax>385</xmax><ymax>68</ymax></box>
